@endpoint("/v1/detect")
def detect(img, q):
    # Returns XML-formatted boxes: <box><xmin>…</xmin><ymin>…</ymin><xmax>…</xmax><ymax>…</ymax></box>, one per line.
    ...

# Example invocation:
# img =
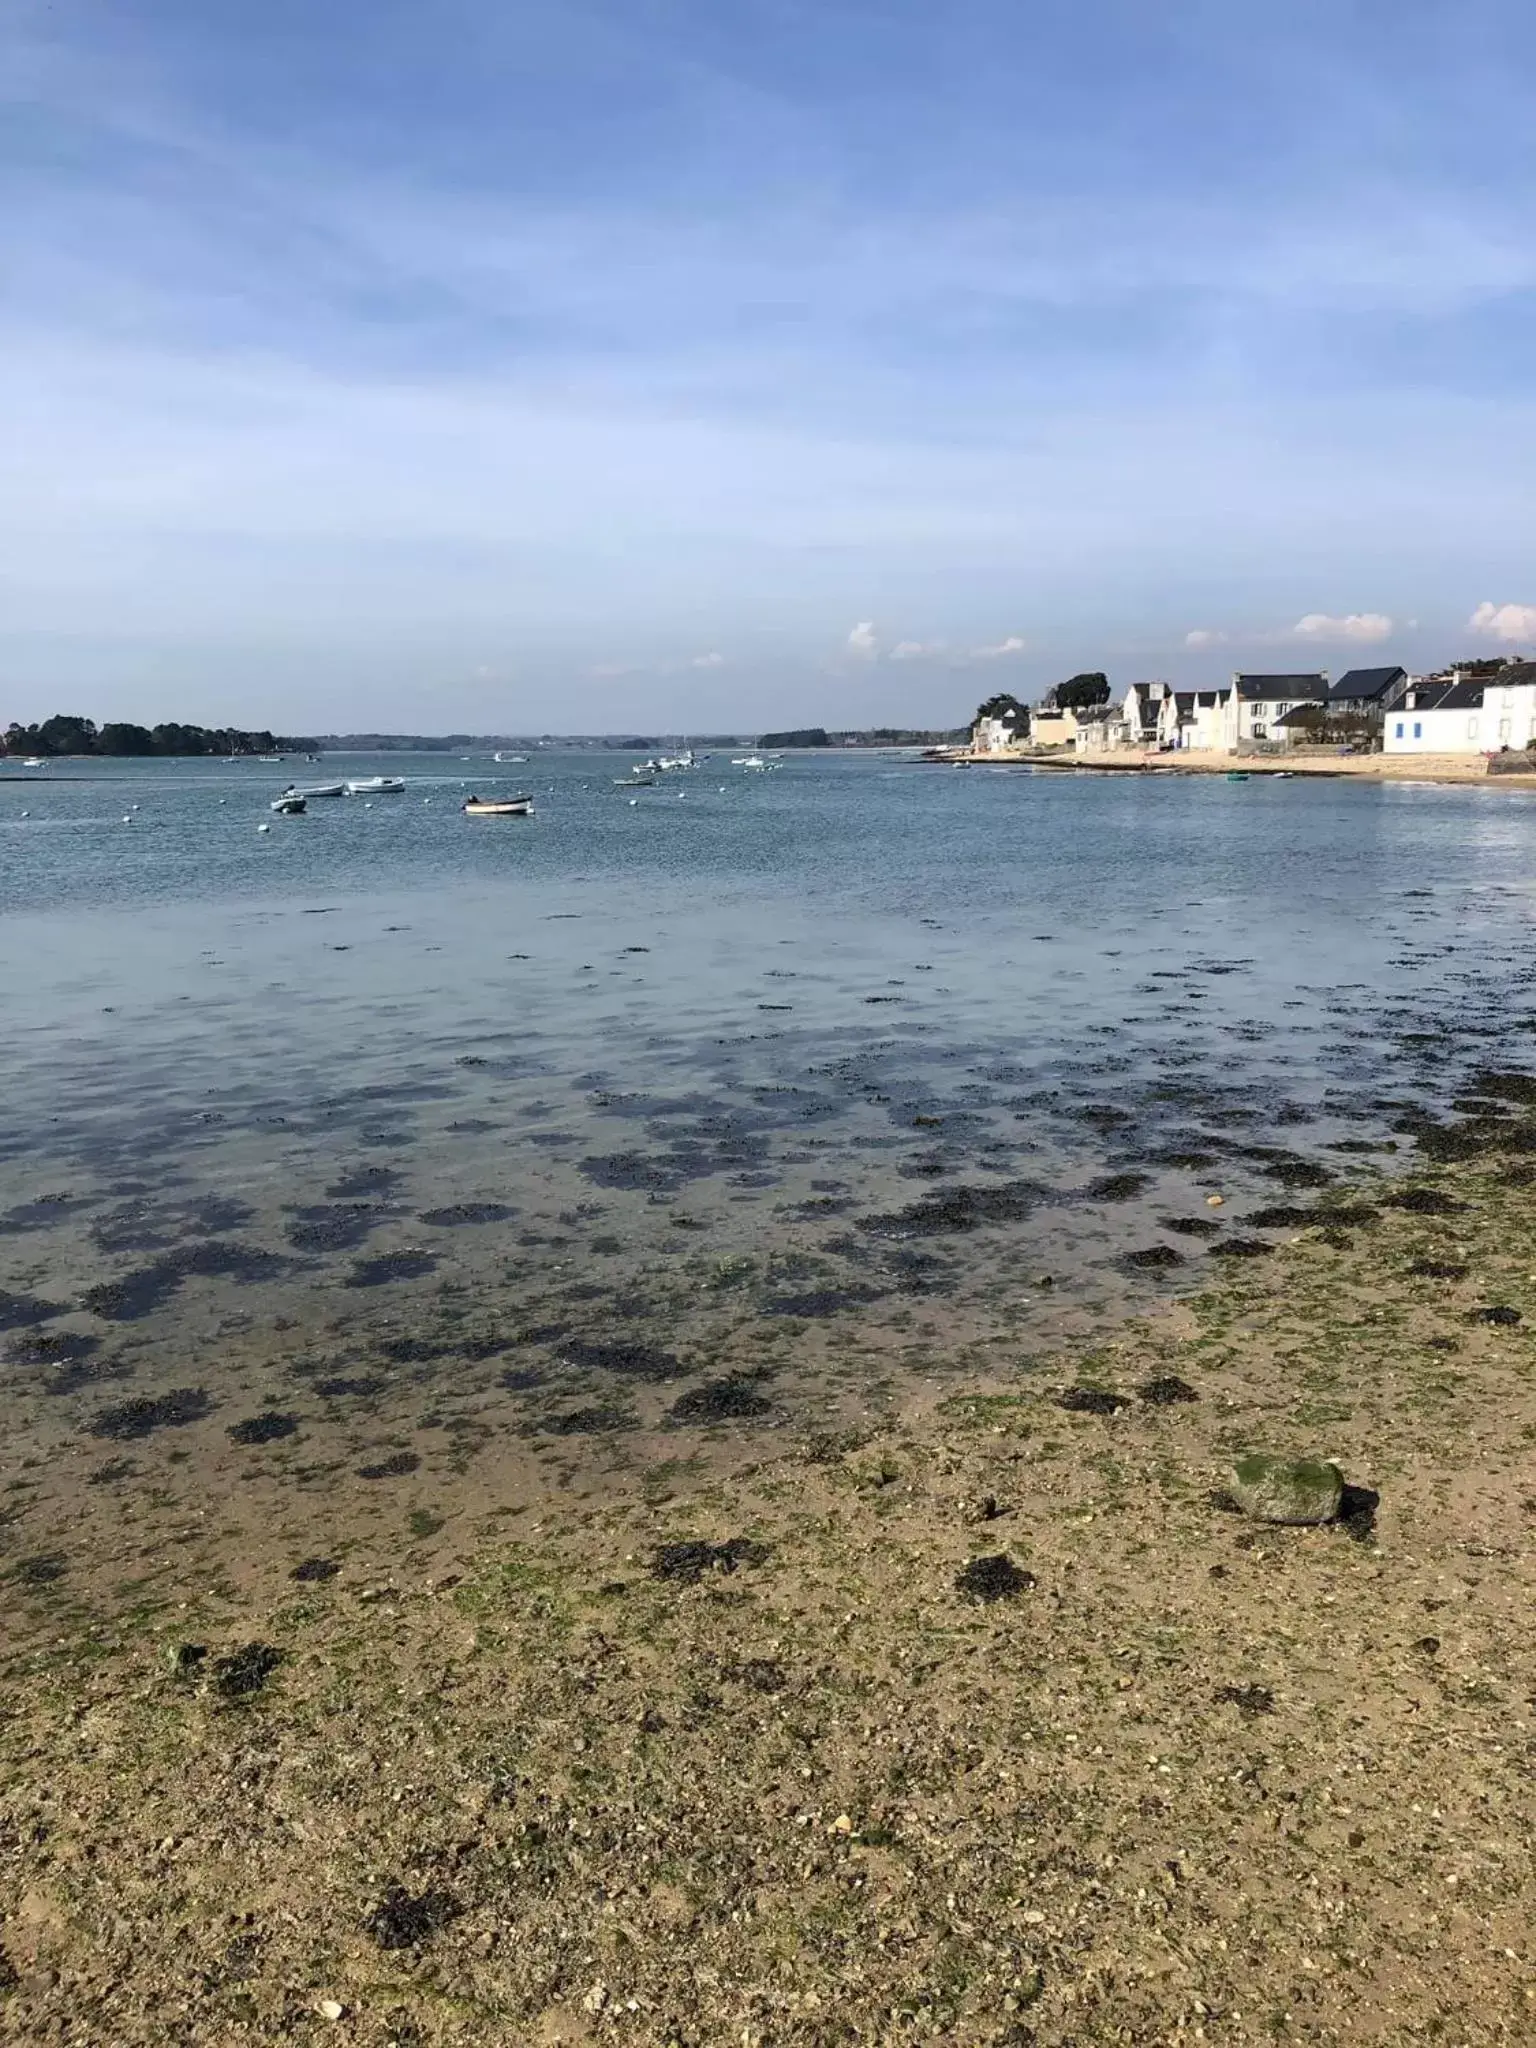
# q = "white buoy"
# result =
<box><xmin>629</xmin><ymin>797</ymin><xmax>638</xmax><ymax>806</ymax></box>
<box><xmin>131</xmin><ymin>803</ymin><xmax>140</xmax><ymax>811</ymax></box>
<box><xmin>364</xmin><ymin>801</ymin><xmax>373</xmax><ymax>809</ymax></box>
<box><xmin>258</xmin><ymin>822</ymin><xmax>271</xmax><ymax>834</ymax></box>
<box><xmin>122</xmin><ymin>814</ymin><xmax>132</xmax><ymax>824</ymax></box>
<box><xmin>20</xmin><ymin>809</ymin><xmax>28</xmax><ymax>818</ymax></box>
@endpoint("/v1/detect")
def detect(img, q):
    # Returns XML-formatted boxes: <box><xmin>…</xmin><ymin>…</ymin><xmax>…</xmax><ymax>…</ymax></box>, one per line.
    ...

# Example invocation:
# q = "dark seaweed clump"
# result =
<box><xmin>859</xmin><ymin>1180</ymin><xmax>1048</xmax><ymax>1239</ymax></box>
<box><xmin>81</xmin><ymin>1242</ymin><xmax>284</xmax><ymax>1321</ymax></box>
<box><xmin>538</xmin><ymin>1405</ymin><xmax>627</xmax><ymax>1436</ymax></box>
<box><xmin>668</xmin><ymin>1378</ymin><xmax>773</xmax><ymax>1424</ymax></box>
<box><xmin>1472</xmin><ymin>1305</ymin><xmax>1521</xmax><ymax>1326</ymax></box>
<box><xmin>4</xmin><ymin>1329</ymin><xmax>99</xmax><ymax>1367</ymax></box>
<box><xmin>956</xmin><ymin>1553</ymin><xmax>1036</xmax><ymax>1602</ymax></box>
<box><xmin>0</xmin><ymin>1288</ymin><xmax>64</xmax><ymax>1332</ymax></box>
<box><xmin>227</xmin><ymin>1412</ymin><xmax>299</xmax><ymax>1446</ymax></box>
<box><xmin>357</xmin><ymin>1451</ymin><xmax>421</xmax><ymax>1479</ymax></box>
<box><xmin>284</xmin><ymin>1205</ymin><xmax>389</xmax><ymax>1252</ymax></box>
<box><xmin>1380</xmin><ymin>1188</ymin><xmax>1461</xmax><ymax>1216</ymax></box>
<box><xmin>419</xmin><ymin>1202</ymin><xmax>517</xmax><ymax>1227</ymax></box>
<box><xmin>561</xmin><ymin>1336</ymin><xmax>685</xmax><ymax>1382</ymax></box>
<box><xmin>1139</xmin><ymin>1375</ymin><xmax>1199</xmax><ymax>1406</ymax></box>
<box><xmin>1208</xmin><ymin>1237</ymin><xmax>1274</xmax><ymax>1260</ymax></box>
<box><xmin>1086</xmin><ymin>1171</ymin><xmax>1153</xmax><ymax>1202</ymax></box>
<box><xmin>314</xmin><ymin>1375</ymin><xmax>387</xmax><ymax>1398</ymax></box>
<box><xmin>1162</xmin><ymin>1216</ymin><xmax>1222</xmax><ymax>1239</ymax></box>
<box><xmin>1246</xmin><ymin>1205</ymin><xmax>1315</xmax><ymax>1230</ymax></box>
<box><xmin>1056</xmin><ymin>1386</ymin><xmax>1128</xmax><ymax>1414</ymax></box>
<box><xmin>344</xmin><ymin>1251</ymin><xmax>439</xmax><ymax>1288</ymax></box>
<box><xmin>366</xmin><ymin>1886</ymin><xmax>460</xmax><ymax>1952</ymax></box>
<box><xmin>764</xmin><ymin>1285</ymin><xmax>884</xmax><ymax>1318</ymax></box>
<box><xmin>11</xmin><ymin>1554</ymin><xmax>67</xmax><ymax>1587</ymax></box>
<box><xmin>89</xmin><ymin>1387</ymin><xmax>214</xmax><ymax>1440</ymax></box>
<box><xmin>212</xmin><ymin>1643</ymin><xmax>283</xmax><ymax>1699</ymax></box>
<box><xmin>1408</xmin><ymin>1259</ymin><xmax>1468</xmax><ymax>1281</ymax></box>
<box><xmin>1216</xmin><ymin>1683</ymin><xmax>1275</xmax><ymax>1718</ymax></box>
<box><xmin>1126</xmin><ymin>1245</ymin><xmax>1183</xmax><ymax>1271</ymax></box>
<box><xmin>651</xmin><ymin>1537</ymin><xmax>770</xmax><ymax>1584</ymax></box>
<box><xmin>291</xmin><ymin>1557</ymin><xmax>340</xmax><ymax>1583</ymax></box>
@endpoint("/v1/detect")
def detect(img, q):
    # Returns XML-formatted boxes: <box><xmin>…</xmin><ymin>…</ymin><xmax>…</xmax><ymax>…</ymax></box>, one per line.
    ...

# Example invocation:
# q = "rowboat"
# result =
<box><xmin>283</xmin><ymin>781</ymin><xmax>345</xmax><ymax>800</ymax></box>
<box><xmin>345</xmin><ymin>776</ymin><xmax>405</xmax><ymax>795</ymax></box>
<box><xmin>462</xmin><ymin>795</ymin><xmax>533</xmax><ymax>817</ymax></box>
<box><xmin>270</xmin><ymin>794</ymin><xmax>307</xmax><ymax>815</ymax></box>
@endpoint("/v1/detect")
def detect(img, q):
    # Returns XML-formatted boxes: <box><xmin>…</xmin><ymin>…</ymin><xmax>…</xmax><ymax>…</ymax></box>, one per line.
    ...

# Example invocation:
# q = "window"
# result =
<box><xmin>1413</xmin><ymin>722</ymin><xmax>1422</xmax><ymax>739</ymax></box>
<box><xmin>1394</xmin><ymin>721</ymin><xmax>1405</xmax><ymax>739</ymax></box>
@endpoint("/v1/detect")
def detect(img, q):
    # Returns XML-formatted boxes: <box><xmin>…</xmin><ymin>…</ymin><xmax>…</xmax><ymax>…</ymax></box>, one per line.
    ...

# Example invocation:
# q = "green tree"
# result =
<box><xmin>1049</xmin><ymin>673</ymin><xmax>1111</xmax><ymax>711</ymax></box>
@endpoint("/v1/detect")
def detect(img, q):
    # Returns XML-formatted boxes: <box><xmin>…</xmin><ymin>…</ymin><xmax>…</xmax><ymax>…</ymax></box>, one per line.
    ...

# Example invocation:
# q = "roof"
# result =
<box><xmin>1329</xmin><ymin>666</ymin><xmax>1406</xmax><ymax>704</ymax></box>
<box><xmin>1476</xmin><ymin>662</ymin><xmax>1536</xmax><ymax>691</ymax></box>
<box><xmin>1403</xmin><ymin>681</ymin><xmax>1484</xmax><ymax>714</ymax></box>
<box><xmin>1232</xmin><ymin>673</ymin><xmax>1329</xmax><ymax>701</ymax></box>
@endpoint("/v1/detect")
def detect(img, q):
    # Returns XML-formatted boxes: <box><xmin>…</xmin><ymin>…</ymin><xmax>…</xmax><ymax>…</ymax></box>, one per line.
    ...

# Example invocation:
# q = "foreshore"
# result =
<box><xmin>942</xmin><ymin>746</ymin><xmax>1536</xmax><ymax>785</ymax></box>
<box><xmin>5</xmin><ymin>1112</ymin><xmax>1536</xmax><ymax>2043</ymax></box>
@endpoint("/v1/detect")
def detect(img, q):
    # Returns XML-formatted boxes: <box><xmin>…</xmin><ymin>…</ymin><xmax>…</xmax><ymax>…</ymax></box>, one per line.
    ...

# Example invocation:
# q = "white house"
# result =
<box><xmin>1160</xmin><ymin>687</ymin><xmax>1231</xmax><ymax>751</ymax></box>
<box><xmin>1383</xmin><ymin>679</ymin><xmax>1487</xmax><ymax>754</ymax></box>
<box><xmin>971</xmin><ymin>714</ymin><xmax>1020</xmax><ymax>754</ymax></box>
<box><xmin>1123</xmin><ymin>681</ymin><xmax>1174</xmax><ymax>745</ymax></box>
<box><xmin>1221</xmin><ymin>673</ymin><xmax>1330</xmax><ymax>749</ymax></box>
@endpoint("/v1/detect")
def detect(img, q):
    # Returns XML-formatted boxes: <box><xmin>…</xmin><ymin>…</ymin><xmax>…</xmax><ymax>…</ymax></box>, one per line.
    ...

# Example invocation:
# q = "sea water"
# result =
<box><xmin>2</xmin><ymin>749</ymin><xmax>1534</xmax><ymax>1624</ymax></box>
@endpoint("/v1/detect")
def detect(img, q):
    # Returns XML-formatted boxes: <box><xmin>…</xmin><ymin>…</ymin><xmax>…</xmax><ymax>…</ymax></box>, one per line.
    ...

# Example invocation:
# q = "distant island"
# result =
<box><xmin>757</xmin><ymin>726</ymin><xmax>965</xmax><ymax>749</ymax></box>
<box><xmin>3</xmin><ymin>716</ymin><xmax>315</xmax><ymax>758</ymax></box>
<box><xmin>3</xmin><ymin>719</ymin><xmax>967</xmax><ymax>760</ymax></box>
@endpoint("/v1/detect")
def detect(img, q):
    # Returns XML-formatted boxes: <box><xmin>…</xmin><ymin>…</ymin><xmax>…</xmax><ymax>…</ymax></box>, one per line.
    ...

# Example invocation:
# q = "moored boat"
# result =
<box><xmin>462</xmin><ymin>795</ymin><xmax>533</xmax><ymax>817</ymax></box>
<box><xmin>283</xmin><ymin>781</ymin><xmax>345</xmax><ymax>800</ymax></box>
<box><xmin>344</xmin><ymin>776</ymin><xmax>406</xmax><ymax>795</ymax></box>
<box><xmin>270</xmin><ymin>794</ymin><xmax>307</xmax><ymax>815</ymax></box>
<box><xmin>493</xmin><ymin>751</ymin><xmax>529</xmax><ymax>763</ymax></box>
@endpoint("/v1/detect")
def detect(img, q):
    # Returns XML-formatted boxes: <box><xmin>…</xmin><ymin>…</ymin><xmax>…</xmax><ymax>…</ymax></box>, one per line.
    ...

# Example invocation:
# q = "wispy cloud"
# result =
<box><xmin>1469</xmin><ymin>601</ymin><xmax>1536</xmax><ymax>643</ymax></box>
<box><xmin>890</xmin><ymin>639</ymin><xmax>944</xmax><ymax>661</ymax></box>
<box><xmin>1290</xmin><ymin>612</ymin><xmax>1393</xmax><ymax>644</ymax></box>
<box><xmin>972</xmin><ymin>635</ymin><xmax>1027</xmax><ymax>660</ymax></box>
<box><xmin>1184</xmin><ymin>628</ymin><xmax>1227</xmax><ymax>649</ymax></box>
<box><xmin>689</xmin><ymin>650</ymin><xmax>725</xmax><ymax>668</ymax></box>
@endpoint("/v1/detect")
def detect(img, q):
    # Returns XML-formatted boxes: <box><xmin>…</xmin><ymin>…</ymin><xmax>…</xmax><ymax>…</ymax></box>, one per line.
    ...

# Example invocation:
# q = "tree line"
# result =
<box><xmin>3</xmin><ymin>716</ymin><xmax>316</xmax><ymax>758</ymax></box>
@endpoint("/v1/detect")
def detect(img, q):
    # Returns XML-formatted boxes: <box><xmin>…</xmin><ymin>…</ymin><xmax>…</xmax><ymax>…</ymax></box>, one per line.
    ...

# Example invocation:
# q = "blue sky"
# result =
<box><xmin>6</xmin><ymin>0</ymin><xmax>1536</xmax><ymax>731</ymax></box>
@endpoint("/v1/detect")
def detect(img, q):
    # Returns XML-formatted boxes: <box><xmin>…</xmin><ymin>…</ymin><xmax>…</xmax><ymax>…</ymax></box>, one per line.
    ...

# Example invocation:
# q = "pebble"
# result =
<box><xmin>318</xmin><ymin>1999</ymin><xmax>344</xmax><ymax>2021</ymax></box>
<box><xmin>582</xmin><ymin>1983</ymin><xmax>609</xmax><ymax>2013</ymax></box>
<box><xmin>1206</xmin><ymin>1193</ymin><xmax>1224</xmax><ymax>1208</ymax></box>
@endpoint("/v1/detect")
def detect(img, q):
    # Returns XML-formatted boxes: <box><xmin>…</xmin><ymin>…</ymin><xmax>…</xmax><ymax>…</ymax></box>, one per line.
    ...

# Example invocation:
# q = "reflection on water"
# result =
<box><xmin>3</xmin><ymin>751</ymin><xmax>1535</xmax><ymax>1641</ymax></box>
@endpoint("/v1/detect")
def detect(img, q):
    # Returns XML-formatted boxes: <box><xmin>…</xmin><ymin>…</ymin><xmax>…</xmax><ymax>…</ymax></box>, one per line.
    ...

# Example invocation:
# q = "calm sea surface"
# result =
<box><xmin>3</xmin><ymin>748</ymin><xmax>1535</xmax><ymax>1623</ymax></box>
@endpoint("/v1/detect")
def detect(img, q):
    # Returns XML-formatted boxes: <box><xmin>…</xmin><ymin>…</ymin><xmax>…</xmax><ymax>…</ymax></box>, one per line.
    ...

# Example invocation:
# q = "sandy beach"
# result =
<box><xmin>6</xmin><ymin>1116</ymin><xmax>1536</xmax><ymax>2043</ymax></box>
<box><xmin>946</xmin><ymin>748</ymin><xmax>1536</xmax><ymax>787</ymax></box>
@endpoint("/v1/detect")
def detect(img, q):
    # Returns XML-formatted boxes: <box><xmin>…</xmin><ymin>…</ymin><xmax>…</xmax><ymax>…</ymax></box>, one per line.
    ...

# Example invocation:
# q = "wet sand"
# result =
<box><xmin>5</xmin><ymin>1107</ymin><xmax>1536</xmax><ymax>2043</ymax></box>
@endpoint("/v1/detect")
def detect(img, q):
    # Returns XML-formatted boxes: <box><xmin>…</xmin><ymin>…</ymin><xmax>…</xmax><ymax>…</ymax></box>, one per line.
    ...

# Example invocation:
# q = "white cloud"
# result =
<box><xmin>690</xmin><ymin>650</ymin><xmax>724</xmax><ymax>668</ymax></box>
<box><xmin>890</xmin><ymin>638</ymin><xmax>943</xmax><ymax>660</ymax></box>
<box><xmin>1184</xmin><ymin>628</ymin><xmax>1226</xmax><ymax>649</ymax></box>
<box><xmin>972</xmin><ymin>635</ymin><xmax>1027</xmax><ymax>659</ymax></box>
<box><xmin>1290</xmin><ymin>611</ymin><xmax>1393</xmax><ymax>644</ymax></box>
<box><xmin>1469</xmin><ymin>600</ymin><xmax>1536</xmax><ymax>644</ymax></box>
<box><xmin>846</xmin><ymin>620</ymin><xmax>879</xmax><ymax>659</ymax></box>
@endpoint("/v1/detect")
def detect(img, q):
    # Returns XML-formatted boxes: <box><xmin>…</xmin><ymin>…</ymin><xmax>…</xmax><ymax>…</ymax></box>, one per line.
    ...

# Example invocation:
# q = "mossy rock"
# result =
<box><xmin>1229</xmin><ymin>1453</ymin><xmax>1343</xmax><ymax>1526</ymax></box>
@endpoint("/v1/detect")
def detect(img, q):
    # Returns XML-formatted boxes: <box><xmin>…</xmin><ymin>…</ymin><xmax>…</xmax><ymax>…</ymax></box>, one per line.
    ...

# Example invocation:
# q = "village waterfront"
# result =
<box><xmin>4</xmin><ymin>748</ymin><xmax>1536</xmax><ymax>2043</ymax></box>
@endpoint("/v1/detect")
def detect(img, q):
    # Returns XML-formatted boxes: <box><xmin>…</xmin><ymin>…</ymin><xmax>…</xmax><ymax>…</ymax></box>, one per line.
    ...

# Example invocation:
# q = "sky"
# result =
<box><xmin>6</xmin><ymin>0</ymin><xmax>1536</xmax><ymax>733</ymax></box>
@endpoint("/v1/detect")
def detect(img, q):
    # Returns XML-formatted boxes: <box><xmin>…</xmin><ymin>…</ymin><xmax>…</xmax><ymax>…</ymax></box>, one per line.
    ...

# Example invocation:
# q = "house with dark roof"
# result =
<box><xmin>1158</xmin><ymin>686</ymin><xmax>1230</xmax><ymax>751</ymax></box>
<box><xmin>1385</xmin><ymin>666</ymin><xmax>1536</xmax><ymax>754</ymax></box>
<box><xmin>1222</xmin><ymin>673</ymin><xmax>1329</xmax><ymax>749</ymax></box>
<box><xmin>1328</xmin><ymin>666</ymin><xmax>1409</xmax><ymax>712</ymax></box>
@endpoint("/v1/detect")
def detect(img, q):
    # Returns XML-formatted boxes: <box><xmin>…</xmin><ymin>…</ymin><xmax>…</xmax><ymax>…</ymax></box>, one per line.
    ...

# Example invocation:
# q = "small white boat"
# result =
<box><xmin>646</xmin><ymin>748</ymin><xmax>697</xmax><ymax>772</ymax></box>
<box><xmin>462</xmin><ymin>795</ymin><xmax>533</xmax><ymax>817</ymax></box>
<box><xmin>20</xmin><ymin>757</ymin><xmax>44</xmax><ymax>768</ymax></box>
<box><xmin>285</xmin><ymin>781</ymin><xmax>346</xmax><ymax>799</ymax></box>
<box><xmin>344</xmin><ymin>776</ymin><xmax>405</xmax><ymax>796</ymax></box>
<box><xmin>270</xmin><ymin>794</ymin><xmax>307</xmax><ymax>815</ymax></box>
<box><xmin>616</xmin><ymin>772</ymin><xmax>655</xmax><ymax>787</ymax></box>
<box><xmin>494</xmin><ymin>751</ymin><xmax>529</xmax><ymax>764</ymax></box>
